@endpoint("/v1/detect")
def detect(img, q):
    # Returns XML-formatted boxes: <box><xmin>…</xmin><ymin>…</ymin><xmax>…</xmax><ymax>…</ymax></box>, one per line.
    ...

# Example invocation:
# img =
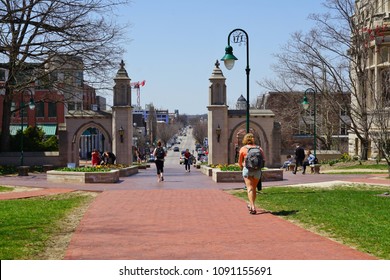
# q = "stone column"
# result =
<box><xmin>207</xmin><ymin>61</ymin><xmax>228</xmax><ymax>165</ymax></box>
<box><xmin>112</xmin><ymin>60</ymin><xmax>133</xmax><ymax>165</ymax></box>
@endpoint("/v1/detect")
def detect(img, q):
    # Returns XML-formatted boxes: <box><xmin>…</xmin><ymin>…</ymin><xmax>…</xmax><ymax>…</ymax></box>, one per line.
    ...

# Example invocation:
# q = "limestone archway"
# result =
<box><xmin>74</xmin><ymin>121</ymin><xmax>113</xmax><ymax>161</ymax></box>
<box><xmin>64</xmin><ymin>115</ymin><xmax>113</xmax><ymax>166</ymax></box>
<box><xmin>207</xmin><ymin>61</ymin><xmax>281</xmax><ymax>167</ymax></box>
<box><xmin>59</xmin><ymin>61</ymin><xmax>133</xmax><ymax>166</ymax></box>
<box><xmin>228</xmin><ymin>120</ymin><xmax>271</xmax><ymax>165</ymax></box>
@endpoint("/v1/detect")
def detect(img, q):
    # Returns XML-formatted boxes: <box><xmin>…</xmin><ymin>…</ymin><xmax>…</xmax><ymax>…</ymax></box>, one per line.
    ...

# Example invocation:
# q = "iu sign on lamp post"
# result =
<box><xmin>301</xmin><ymin>88</ymin><xmax>317</xmax><ymax>157</ymax></box>
<box><xmin>221</xmin><ymin>28</ymin><xmax>250</xmax><ymax>133</ymax></box>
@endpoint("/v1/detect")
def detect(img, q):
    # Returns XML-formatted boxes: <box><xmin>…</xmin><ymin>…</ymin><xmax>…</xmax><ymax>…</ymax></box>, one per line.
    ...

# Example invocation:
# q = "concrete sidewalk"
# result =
<box><xmin>1</xmin><ymin>165</ymin><xmax>385</xmax><ymax>260</ymax></box>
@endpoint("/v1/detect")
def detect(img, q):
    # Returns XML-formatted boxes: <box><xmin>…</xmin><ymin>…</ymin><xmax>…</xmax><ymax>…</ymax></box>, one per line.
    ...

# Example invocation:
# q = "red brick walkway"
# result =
<box><xmin>1</xmin><ymin>166</ymin><xmax>384</xmax><ymax>260</ymax></box>
<box><xmin>63</xmin><ymin>188</ymin><xmax>376</xmax><ymax>260</ymax></box>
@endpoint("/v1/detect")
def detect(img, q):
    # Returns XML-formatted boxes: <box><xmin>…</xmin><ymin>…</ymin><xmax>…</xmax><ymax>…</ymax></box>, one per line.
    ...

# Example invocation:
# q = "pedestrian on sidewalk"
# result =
<box><xmin>238</xmin><ymin>133</ymin><xmax>264</xmax><ymax>215</ymax></box>
<box><xmin>184</xmin><ymin>148</ymin><xmax>192</xmax><ymax>172</ymax></box>
<box><xmin>293</xmin><ymin>144</ymin><xmax>305</xmax><ymax>174</ymax></box>
<box><xmin>153</xmin><ymin>140</ymin><xmax>166</xmax><ymax>182</ymax></box>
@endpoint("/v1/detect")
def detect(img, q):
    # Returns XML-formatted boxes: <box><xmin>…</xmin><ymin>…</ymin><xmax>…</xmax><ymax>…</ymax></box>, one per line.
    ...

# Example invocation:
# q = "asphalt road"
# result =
<box><xmin>166</xmin><ymin>127</ymin><xmax>197</xmax><ymax>166</ymax></box>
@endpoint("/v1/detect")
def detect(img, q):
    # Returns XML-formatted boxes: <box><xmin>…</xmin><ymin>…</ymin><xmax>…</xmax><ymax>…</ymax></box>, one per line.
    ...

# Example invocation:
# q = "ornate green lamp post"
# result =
<box><xmin>20</xmin><ymin>89</ymin><xmax>35</xmax><ymax>166</ymax></box>
<box><xmin>221</xmin><ymin>28</ymin><xmax>250</xmax><ymax>133</ymax></box>
<box><xmin>301</xmin><ymin>88</ymin><xmax>316</xmax><ymax>157</ymax></box>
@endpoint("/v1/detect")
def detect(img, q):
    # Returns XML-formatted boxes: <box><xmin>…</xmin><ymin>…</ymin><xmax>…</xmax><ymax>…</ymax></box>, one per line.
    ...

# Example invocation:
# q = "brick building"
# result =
<box><xmin>257</xmin><ymin>91</ymin><xmax>351</xmax><ymax>154</ymax></box>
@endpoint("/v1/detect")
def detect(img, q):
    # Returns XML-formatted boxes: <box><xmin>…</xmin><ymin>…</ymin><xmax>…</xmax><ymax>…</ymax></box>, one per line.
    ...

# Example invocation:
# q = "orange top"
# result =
<box><xmin>238</xmin><ymin>145</ymin><xmax>265</xmax><ymax>169</ymax></box>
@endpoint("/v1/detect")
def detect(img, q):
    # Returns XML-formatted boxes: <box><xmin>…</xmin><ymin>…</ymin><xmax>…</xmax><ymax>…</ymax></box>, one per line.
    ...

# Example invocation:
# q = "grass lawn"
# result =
<box><xmin>321</xmin><ymin>161</ymin><xmax>389</xmax><ymax>175</ymax></box>
<box><xmin>232</xmin><ymin>184</ymin><xmax>390</xmax><ymax>259</ymax></box>
<box><xmin>0</xmin><ymin>186</ymin><xmax>13</xmax><ymax>192</ymax></box>
<box><xmin>0</xmin><ymin>192</ymin><xmax>96</xmax><ymax>259</ymax></box>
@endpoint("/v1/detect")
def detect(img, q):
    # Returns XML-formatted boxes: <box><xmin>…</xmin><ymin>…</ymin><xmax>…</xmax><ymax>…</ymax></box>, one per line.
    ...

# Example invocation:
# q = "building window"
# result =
<box><xmin>340</xmin><ymin>105</ymin><xmax>347</xmax><ymax>116</ymax></box>
<box><xmin>76</xmin><ymin>71</ymin><xmax>83</xmax><ymax>86</ymax></box>
<box><xmin>48</xmin><ymin>102</ymin><xmax>57</xmax><ymax>117</ymax></box>
<box><xmin>380</xmin><ymin>46</ymin><xmax>388</xmax><ymax>63</ymax></box>
<box><xmin>36</xmin><ymin>101</ymin><xmax>44</xmax><ymax>118</ymax></box>
<box><xmin>67</xmin><ymin>102</ymin><xmax>75</xmax><ymax>111</ymax></box>
<box><xmin>340</xmin><ymin>122</ymin><xmax>348</xmax><ymax>135</ymax></box>
<box><xmin>381</xmin><ymin>69</ymin><xmax>390</xmax><ymax>105</ymax></box>
<box><xmin>0</xmin><ymin>69</ymin><xmax>5</xmax><ymax>81</ymax></box>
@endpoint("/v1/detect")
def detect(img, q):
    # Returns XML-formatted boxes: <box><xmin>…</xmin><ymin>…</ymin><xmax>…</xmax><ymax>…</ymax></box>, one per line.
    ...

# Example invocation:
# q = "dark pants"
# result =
<box><xmin>184</xmin><ymin>159</ymin><xmax>191</xmax><ymax>170</ymax></box>
<box><xmin>155</xmin><ymin>159</ymin><xmax>164</xmax><ymax>174</ymax></box>
<box><xmin>294</xmin><ymin>159</ymin><xmax>304</xmax><ymax>173</ymax></box>
<box><xmin>302</xmin><ymin>161</ymin><xmax>311</xmax><ymax>173</ymax></box>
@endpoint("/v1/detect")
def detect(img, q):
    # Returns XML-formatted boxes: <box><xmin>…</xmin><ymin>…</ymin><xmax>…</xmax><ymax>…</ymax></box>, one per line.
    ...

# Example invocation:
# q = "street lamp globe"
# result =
<box><xmin>28</xmin><ymin>98</ymin><xmax>35</xmax><ymax>110</ymax></box>
<box><xmin>301</xmin><ymin>95</ymin><xmax>309</xmax><ymax>110</ymax></box>
<box><xmin>221</xmin><ymin>45</ymin><xmax>238</xmax><ymax>70</ymax></box>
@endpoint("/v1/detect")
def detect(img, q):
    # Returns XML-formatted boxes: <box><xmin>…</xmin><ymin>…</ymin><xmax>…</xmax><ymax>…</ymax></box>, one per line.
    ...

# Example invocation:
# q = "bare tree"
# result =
<box><xmin>0</xmin><ymin>0</ymin><xmax>130</xmax><ymax>151</ymax></box>
<box><xmin>192</xmin><ymin>121</ymin><xmax>207</xmax><ymax>146</ymax></box>
<box><xmin>156</xmin><ymin>122</ymin><xmax>179</xmax><ymax>148</ymax></box>
<box><xmin>259</xmin><ymin>0</ymin><xmax>381</xmax><ymax>160</ymax></box>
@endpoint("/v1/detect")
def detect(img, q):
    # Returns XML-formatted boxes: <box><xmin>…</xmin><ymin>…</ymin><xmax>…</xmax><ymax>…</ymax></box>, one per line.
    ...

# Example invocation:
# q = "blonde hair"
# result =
<box><xmin>242</xmin><ymin>133</ymin><xmax>255</xmax><ymax>145</ymax></box>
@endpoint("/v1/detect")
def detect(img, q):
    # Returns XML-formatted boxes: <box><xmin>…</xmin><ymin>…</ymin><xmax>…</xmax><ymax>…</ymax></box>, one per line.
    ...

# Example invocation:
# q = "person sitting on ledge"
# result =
<box><xmin>281</xmin><ymin>155</ymin><xmax>293</xmax><ymax>170</ymax></box>
<box><xmin>302</xmin><ymin>150</ymin><xmax>316</xmax><ymax>174</ymax></box>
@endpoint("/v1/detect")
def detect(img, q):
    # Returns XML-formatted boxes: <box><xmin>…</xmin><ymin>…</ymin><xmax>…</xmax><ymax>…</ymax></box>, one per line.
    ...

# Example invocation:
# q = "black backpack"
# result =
<box><xmin>156</xmin><ymin>147</ymin><xmax>165</xmax><ymax>159</ymax></box>
<box><xmin>245</xmin><ymin>146</ymin><xmax>264</xmax><ymax>171</ymax></box>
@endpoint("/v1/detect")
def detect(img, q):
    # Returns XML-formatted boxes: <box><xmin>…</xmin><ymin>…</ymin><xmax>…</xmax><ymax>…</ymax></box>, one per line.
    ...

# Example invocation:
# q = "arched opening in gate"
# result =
<box><xmin>229</xmin><ymin>121</ymin><xmax>269</xmax><ymax>165</ymax></box>
<box><xmin>72</xmin><ymin>122</ymin><xmax>112</xmax><ymax>165</ymax></box>
<box><xmin>79</xmin><ymin>127</ymin><xmax>106</xmax><ymax>160</ymax></box>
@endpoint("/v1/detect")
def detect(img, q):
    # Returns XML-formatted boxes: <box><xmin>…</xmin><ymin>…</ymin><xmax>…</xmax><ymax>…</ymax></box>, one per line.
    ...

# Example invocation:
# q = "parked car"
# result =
<box><xmin>197</xmin><ymin>151</ymin><xmax>206</xmax><ymax>161</ymax></box>
<box><xmin>173</xmin><ymin>147</ymin><xmax>180</xmax><ymax>152</ymax></box>
<box><xmin>198</xmin><ymin>155</ymin><xmax>208</xmax><ymax>163</ymax></box>
<box><xmin>149</xmin><ymin>154</ymin><xmax>155</xmax><ymax>162</ymax></box>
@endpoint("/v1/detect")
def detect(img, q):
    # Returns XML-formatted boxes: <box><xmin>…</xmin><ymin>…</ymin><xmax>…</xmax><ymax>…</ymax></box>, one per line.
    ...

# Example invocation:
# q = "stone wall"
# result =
<box><xmin>0</xmin><ymin>151</ymin><xmax>66</xmax><ymax>167</ymax></box>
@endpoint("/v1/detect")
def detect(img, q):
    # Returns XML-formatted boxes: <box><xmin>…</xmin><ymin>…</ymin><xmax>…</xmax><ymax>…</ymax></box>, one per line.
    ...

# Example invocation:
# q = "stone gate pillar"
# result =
<box><xmin>112</xmin><ymin>60</ymin><xmax>133</xmax><ymax>165</ymax></box>
<box><xmin>207</xmin><ymin>61</ymin><xmax>228</xmax><ymax>165</ymax></box>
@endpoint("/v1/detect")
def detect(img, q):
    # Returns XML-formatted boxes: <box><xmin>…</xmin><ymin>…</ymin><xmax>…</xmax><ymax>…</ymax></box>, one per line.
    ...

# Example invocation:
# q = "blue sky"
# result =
<box><xmin>112</xmin><ymin>0</ymin><xmax>326</xmax><ymax>115</ymax></box>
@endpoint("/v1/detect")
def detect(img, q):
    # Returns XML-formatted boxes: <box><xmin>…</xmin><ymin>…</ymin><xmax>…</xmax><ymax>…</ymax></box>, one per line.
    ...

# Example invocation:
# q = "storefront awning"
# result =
<box><xmin>9</xmin><ymin>124</ymin><xmax>57</xmax><ymax>136</ymax></box>
<box><xmin>9</xmin><ymin>125</ymin><xmax>27</xmax><ymax>135</ymax></box>
<box><xmin>37</xmin><ymin>124</ymin><xmax>57</xmax><ymax>136</ymax></box>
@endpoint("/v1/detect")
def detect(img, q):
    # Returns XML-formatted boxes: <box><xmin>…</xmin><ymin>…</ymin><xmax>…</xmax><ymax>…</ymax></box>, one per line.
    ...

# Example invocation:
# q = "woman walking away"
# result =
<box><xmin>238</xmin><ymin>133</ymin><xmax>265</xmax><ymax>215</ymax></box>
<box><xmin>184</xmin><ymin>148</ymin><xmax>192</xmax><ymax>172</ymax></box>
<box><xmin>153</xmin><ymin>140</ymin><xmax>166</xmax><ymax>182</ymax></box>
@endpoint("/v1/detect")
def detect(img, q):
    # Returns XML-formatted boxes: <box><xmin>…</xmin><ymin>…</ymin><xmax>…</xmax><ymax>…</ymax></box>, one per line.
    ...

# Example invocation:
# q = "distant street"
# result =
<box><xmin>165</xmin><ymin>127</ymin><xmax>196</xmax><ymax>166</ymax></box>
